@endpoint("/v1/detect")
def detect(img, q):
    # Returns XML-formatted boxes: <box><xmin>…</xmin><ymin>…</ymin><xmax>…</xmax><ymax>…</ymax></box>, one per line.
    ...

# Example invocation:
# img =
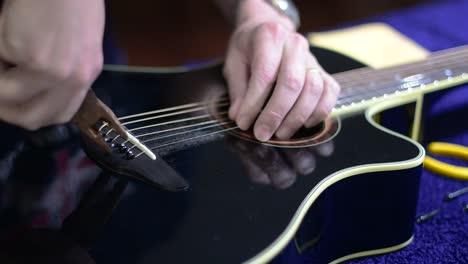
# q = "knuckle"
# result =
<box><xmin>258</xmin><ymin>21</ymin><xmax>287</xmax><ymax>41</ymax></box>
<box><xmin>291</xmin><ymin>33</ymin><xmax>308</xmax><ymax>48</ymax></box>
<box><xmin>255</xmin><ymin>64</ymin><xmax>276</xmax><ymax>87</ymax></box>
<box><xmin>331</xmin><ymin>79</ymin><xmax>341</xmax><ymax>94</ymax></box>
<box><xmin>283</xmin><ymin>73</ymin><xmax>302</xmax><ymax>93</ymax></box>
<box><xmin>263</xmin><ymin>109</ymin><xmax>285</xmax><ymax>126</ymax></box>
<box><xmin>323</xmin><ymin>76</ymin><xmax>340</xmax><ymax>95</ymax></box>
<box><xmin>316</xmin><ymin>104</ymin><xmax>332</xmax><ymax>119</ymax></box>
<box><xmin>307</xmin><ymin>80</ymin><xmax>323</xmax><ymax>97</ymax></box>
<box><xmin>74</xmin><ymin>54</ymin><xmax>103</xmax><ymax>87</ymax></box>
<box><xmin>305</xmin><ymin>74</ymin><xmax>323</xmax><ymax>95</ymax></box>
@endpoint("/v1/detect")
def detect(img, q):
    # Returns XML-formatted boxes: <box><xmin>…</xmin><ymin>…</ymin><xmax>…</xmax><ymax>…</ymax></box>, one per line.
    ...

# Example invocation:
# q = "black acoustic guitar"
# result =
<box><xmin>0</xmin><ymin>46</ymin><xmax>466</xmax><ymax>264</ymax></box>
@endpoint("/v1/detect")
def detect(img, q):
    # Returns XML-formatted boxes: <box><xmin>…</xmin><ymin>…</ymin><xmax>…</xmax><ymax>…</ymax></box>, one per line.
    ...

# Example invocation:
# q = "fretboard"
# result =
<box><xmin>331</xmin><ymin>45</ymin><xmax>468</xmax><ymax>117</ymax></box>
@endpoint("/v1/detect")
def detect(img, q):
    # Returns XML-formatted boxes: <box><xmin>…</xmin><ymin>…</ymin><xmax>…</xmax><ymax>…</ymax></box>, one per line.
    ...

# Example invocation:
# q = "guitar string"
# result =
<box><xmin>134</xmin><ymin>88</ymin><xmax>468</xmax><ymax>157</ymax></box>
<box><xmin>128</xmin><ymin>111</ymin><xmax>229</xmax><ymax>133</ymax></box>
<box><xmin>135</xmin><ymin>126</ymin><xmax>240</xmax><ymax>158</ymax></box>
<box><xmin>120</xmin><ymin>57</ymin><xmax>468</xmax><ymax>137</ymax></box>
<box><xmin>336</xmin><ymin>62</ymin><xmax>468</xmax><ymax>104</ymax></box>
<box><xmin>331</xmin><ymin>44</ymin><xmax>468</xmax><ymax>79</ymax></box>
<box><xmin>121</xmin><ymin>101</ymin><xmax>229</xmax><ymax>126</ymax></box>
<box><xmin>122</xmin><ymin>113</ymin><xmax>231</xmax><ymax>144</ymax></box>
<box><xmin>334</xmin><ymin>49</ymin><xmax>468</xmax><ymax>89</ymax></box>
<box><xmin>114</xmin><ymin>48</ymin><xmax>468</xmax><ymax>155</ymax></box>
<box><xmin>332</xmin><ymin>45</ymin><xmax>468</xmax><ymax>81</ymax></box>
<box><xmin>127</xmin><ymin>62</ymin><xmax>460</xmax><ymax>148</ymax></box>
<box><xmin>117</xmin><ymin>48</ymin><xmax>468</xmax><ymax>129</ymax></box>
<box><xmin>119</xmin><ymin>97</ymin><xmax>228</xmax><ymax>121</ymax></box>
<box><xmin>129</xmin><ymin>119</ymin><xmax>226</xmax><ymax>139</ymax></box>
<box><xmin>128</xmin><ymin>120</ymin><xmax>235</xmax><ymax>151</ymax></box>
<box><xmin>122</xmin><ymin>54</ymin><xmax>466</xmax><ymax>153</ymax></box>
<box><xmin>111</xmin><ymin>111</ymin><xmax>228</xmax><ymax>142</ymax></box>
<box><xmin>332</xmin><ymin>50</ymin><xmax>468</xmax><ymax>94</ymax></box>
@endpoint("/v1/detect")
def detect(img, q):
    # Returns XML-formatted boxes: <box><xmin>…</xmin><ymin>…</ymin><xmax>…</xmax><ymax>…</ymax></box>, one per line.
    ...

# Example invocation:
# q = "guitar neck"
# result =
<box><xmin>331</xmin><ymin>45</ymin><xmax>468</xmax><ymax>117</ymax></box>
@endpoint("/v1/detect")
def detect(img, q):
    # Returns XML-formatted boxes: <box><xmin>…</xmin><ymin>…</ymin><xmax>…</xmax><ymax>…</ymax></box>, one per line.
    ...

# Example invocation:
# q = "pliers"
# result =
<box><xmin>424</xmin><ymin>142</ymin><xmax>468</xmax><ymax>181</ymax></box>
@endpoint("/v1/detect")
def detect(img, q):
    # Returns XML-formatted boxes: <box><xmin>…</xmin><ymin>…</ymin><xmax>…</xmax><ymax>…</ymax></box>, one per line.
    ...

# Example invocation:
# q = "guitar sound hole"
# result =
<box><xmin>210</xmin><ymin>95</ymin><xmax>340</xmax><ymax>148</ymax></box>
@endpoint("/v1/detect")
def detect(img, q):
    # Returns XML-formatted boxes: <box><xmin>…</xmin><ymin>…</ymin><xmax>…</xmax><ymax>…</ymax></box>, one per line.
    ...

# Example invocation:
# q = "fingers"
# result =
<box><xmin>225</xmin><ymin>19</ymin><xmax>343</xmax><ymax>142</ymax></box>
<box><xmin>252</xmin><ymin>33</ymin><xmax>308</xmax><ymax>142</ymax></box>
<box><xmin>223</xmin><ymin>45</ymin><xmax>248</xmax><ymax>120</ymax></box>
<box><xmin>275</xmin><ymin>65</ymin><xmax>324</xmax><ymax>140</ymax></box>
<box><xmin>0</xmin><ymin>82</ymin><xmax>86</xmax><ymax>131</ymax></box>
<box><xmin>305</xmin><ymin>74</ymin><xmax>340</xmax><ymax>128</ymax></box>
<box><xmin>235</xmin><ymin>22</ymin><xmax>287</xmax><ymax>131</ymax></box>
<box><xmin>0</xmin><ymin>54</ymin><xmax>101</xmax><ymax>130</ymax></box>
<box><xmin>0</xmin><ymin>68</ymin><xmax>49</xmax><ymax>104</ymax></box>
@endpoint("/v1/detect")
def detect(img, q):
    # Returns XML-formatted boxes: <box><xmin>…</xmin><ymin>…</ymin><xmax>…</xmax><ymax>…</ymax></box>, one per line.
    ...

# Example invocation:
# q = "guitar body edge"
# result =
<box><xmin>246</xmin><ymin>97</ymin><xmax>425</xmax><ymax>264</ymax></box>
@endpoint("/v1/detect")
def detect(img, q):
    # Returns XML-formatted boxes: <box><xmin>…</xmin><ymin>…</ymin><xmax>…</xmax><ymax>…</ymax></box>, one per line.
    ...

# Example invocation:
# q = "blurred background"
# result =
<box><xmin>107</xmin><ymin>0</ymin><xmax>426</xmax><ymax>66</ymax></box>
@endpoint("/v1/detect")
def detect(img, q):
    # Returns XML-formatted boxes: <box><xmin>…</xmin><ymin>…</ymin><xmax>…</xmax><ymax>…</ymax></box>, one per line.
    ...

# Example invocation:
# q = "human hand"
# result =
<box><xmin>223</xmin><ymin>0</ymin><xmax>340</xmax><ymax>142</ymax></box>
<box><xmin>0</xmin><ymin>0</ymin><xmax>105</xmax><ymax>130</ymax></box>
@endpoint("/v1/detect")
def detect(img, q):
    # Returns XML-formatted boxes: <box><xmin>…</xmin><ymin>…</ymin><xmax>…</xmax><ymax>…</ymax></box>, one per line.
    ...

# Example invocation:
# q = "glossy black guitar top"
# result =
<box><xmin>4</xmin><ymin>46</ymin><xmax>466</xmax><ymax>264</ymax></box>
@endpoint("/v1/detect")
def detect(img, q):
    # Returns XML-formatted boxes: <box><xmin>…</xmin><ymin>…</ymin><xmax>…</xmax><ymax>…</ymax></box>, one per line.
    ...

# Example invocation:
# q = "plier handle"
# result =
<box><xmin>424</xmin><ymin>142</ymin><xmax>468</xmax><ymax>181</ymax></box>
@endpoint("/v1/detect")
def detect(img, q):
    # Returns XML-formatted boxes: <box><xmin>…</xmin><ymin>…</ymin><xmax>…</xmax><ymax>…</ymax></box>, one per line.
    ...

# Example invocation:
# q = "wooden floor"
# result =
<box><xmin>107</xmin><ymin>0</ymin><xmax>425</xmax><ymax>66</ymax></box>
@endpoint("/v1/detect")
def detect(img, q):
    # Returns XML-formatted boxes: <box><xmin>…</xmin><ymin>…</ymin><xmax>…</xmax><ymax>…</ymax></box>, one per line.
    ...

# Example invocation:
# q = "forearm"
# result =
<box><xmin>213</xmin><ymin>0</ymin><xmax>295</xmax><ymax>30</ymax></box>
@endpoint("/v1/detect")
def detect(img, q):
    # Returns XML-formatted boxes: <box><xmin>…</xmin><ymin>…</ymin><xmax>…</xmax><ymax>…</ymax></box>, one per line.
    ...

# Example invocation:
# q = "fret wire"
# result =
<box><xmin>335</xmin><ymin>50</ymin><xmax>468</xmax><ymax>89</ymax></box>
<box><xmin>333</xmin><ymin>47</ymin><xmax>468</xmax><ymax>86</ymax></box>
<box><xmin>336</xmin><ymin>63</ymin><xmax>468</xmax><ymax>104</ymax></box>
<box><xmin>332</xmin><ymin>45</ymin><xmax>468</xmax><ymax>83</ymax></box>
<box><xmin>333</xmin><ymin>50</ymin><xmax>466</xmax><ymax>84</ymax></box>
<box><xmin>336</xmin><ymin>55</ymin><xmax>468</xmax><ymax>99</ymax></box>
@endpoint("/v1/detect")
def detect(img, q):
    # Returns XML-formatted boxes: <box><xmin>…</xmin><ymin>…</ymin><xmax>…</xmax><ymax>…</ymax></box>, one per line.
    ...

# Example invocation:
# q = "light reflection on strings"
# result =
<box><xmin>128</xmin><ymin>120</ymin><xmax>235</xmax><ymax>151</ymax></box>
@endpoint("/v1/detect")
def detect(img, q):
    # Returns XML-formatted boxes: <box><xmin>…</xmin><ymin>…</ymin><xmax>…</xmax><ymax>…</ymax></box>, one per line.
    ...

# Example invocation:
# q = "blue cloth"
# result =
<box><xmin>344</xmin><ymin>0</ymin><xmax>468</xmax><ymax>263</ymax></box>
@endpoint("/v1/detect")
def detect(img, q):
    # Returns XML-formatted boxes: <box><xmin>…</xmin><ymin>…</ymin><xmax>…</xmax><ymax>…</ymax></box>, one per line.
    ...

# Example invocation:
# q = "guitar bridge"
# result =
<box><xmin>72</xmin><ymin>90</ymin><xmax>156</xmax><ymax>161</ymax></box>
<box><xmin>71</xmin><ymin>90</ymin><xmax>188</xmax><ymax>192</ymax></box>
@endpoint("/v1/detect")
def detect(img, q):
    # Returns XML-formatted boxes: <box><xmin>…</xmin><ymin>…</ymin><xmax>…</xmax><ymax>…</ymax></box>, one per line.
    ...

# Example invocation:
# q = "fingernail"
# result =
<box><xmin>305</xmin><ymin>117</ymin><xmax>318</xmax><ymax>128</ymax></box>
<box><xmin>276</xmin><ymin>127</ymin><xmax>293</xmax><ymax>140</ymax></box>
<box><xmin>308</xmin><ymin>70</ymin><xmax>322</xmax><ymax>88</ymax></box>
<box><xmin>254</xmin><ymin>124</ymin><xmax>272</xmax><ymax>142</ymax></box>
<box><xmin>237</xmin><ymin>115</ymin><xmax>250</xmax><ymax>130</ymax></box>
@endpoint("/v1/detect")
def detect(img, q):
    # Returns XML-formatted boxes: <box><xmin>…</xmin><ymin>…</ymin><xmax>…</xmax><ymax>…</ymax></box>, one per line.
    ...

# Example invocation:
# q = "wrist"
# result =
<box><xmin>236</xmin><ymin>0</ymin><xmax>296</xmax><ymax>31</ymax></box>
